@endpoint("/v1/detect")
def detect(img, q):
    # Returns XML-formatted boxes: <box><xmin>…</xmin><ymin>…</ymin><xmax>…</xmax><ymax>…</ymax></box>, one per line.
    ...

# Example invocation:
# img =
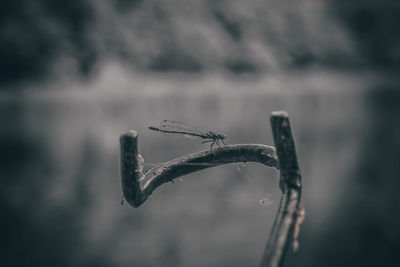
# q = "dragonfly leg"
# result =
<box><xmin>221</xmin><ymin>139</ymin><xmax>227</xmax><ymax>145</ymax></box>
<box><xmin>216</xmin><ymin>139</ymin><xmax>222</xmax><ymax>147</ymax></box>
<box><xmin>210</xmin><ymin>140</ymin><xmax>216</xmax><ymax>154</ymax></box>
<box><xmin>201</xmin><ymin>139</ymin><xmax>214</xmax><ymax>144</ymax></box>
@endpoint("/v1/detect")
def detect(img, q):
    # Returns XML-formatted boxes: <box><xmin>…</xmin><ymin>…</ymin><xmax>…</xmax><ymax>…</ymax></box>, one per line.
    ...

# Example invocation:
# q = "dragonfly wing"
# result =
<box><xmin>160</xmin><ymin>120</ymin><xmax>210</xmax><ymax>137</ymax></box>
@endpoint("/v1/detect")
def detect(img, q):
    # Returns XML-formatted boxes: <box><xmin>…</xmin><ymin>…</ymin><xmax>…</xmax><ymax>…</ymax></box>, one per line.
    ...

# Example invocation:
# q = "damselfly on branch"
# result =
<box><xmin>149</xmin><ymin>120</ymin><xmax>227</xmax><ymax>151</ymax></box>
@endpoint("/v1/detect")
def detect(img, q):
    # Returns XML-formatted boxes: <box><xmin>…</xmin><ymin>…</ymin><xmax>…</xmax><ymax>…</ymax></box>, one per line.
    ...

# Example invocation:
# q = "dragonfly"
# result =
<box><xmin>149</xmin><ymin>120</ymin><xmax>227</xmax><ymax>152</ymax></box>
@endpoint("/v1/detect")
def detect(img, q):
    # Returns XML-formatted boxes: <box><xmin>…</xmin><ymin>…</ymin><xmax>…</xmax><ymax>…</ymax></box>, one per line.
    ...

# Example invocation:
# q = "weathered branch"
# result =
<box><xmin>120</xmin><ymin>139</ymin><xmax>278</xmax><ymax>207</ymax></box>
<box><xmin>259</xmin><ymin>111</ymin><xmax>303</xmax><ymax>267</ymax></box>
<box><xmin>119</xmin><ymin>111</ymin><xmax>304</xmax><ymax>267</ymax></box>
<box><xmin>120</xmin><ymin>130</ymin><xmax>145</xmax><ymax>208</ymax></box>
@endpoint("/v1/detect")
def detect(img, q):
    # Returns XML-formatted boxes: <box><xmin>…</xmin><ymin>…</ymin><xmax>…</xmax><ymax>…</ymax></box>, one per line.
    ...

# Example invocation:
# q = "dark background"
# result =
<box><xmin>1</xmin><ymin>1</ymin><xmax>399</xmax><ymax>266</ymax></box>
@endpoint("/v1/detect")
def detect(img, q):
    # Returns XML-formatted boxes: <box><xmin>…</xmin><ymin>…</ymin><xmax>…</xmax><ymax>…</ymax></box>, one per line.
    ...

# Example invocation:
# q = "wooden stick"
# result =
<box><xmin>120</xmin><ymin>111</ymin><xmax>304</xmax><ymax>267</ymax></box>
<box><xmin>259</xmin><ymin>111</ymin><xmax>303</xmax><ymax>267</ymax></box>
<box><xmin>120</xmin><ymin>130</ymin><xmax>146</xmax><ymax>208</ymax></box>
<box><xmin>120</xmin><ymin>141</ymin><xmax>278</xmax><ymax>207</ymax></box>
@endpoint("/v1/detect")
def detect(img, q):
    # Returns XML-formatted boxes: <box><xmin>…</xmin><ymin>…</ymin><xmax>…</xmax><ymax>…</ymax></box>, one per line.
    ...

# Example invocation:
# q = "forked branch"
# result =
<box><xmin>120</xmin><ymin>111</ymin><xmax>303</xmax><ymax>267</ymax></box>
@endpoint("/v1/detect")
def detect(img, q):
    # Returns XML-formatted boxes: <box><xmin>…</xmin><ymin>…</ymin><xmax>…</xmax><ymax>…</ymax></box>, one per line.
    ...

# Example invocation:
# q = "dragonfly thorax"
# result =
<box><xmin>217</xmin><ymin>133</ymin><xmax>226</xmax><ymax>140</ymax></box>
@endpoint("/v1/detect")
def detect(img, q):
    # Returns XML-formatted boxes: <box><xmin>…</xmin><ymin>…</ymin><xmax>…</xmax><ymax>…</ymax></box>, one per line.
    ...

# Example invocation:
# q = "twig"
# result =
<box><xmin>259</xmin><ymin>111</ymin><xmax>303</xmax><ymax>267</ymax></box>
<box><xmin>120</xmin><ymin>138</ymin><xmax>278</xmax><ymax>207</ymax></box>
